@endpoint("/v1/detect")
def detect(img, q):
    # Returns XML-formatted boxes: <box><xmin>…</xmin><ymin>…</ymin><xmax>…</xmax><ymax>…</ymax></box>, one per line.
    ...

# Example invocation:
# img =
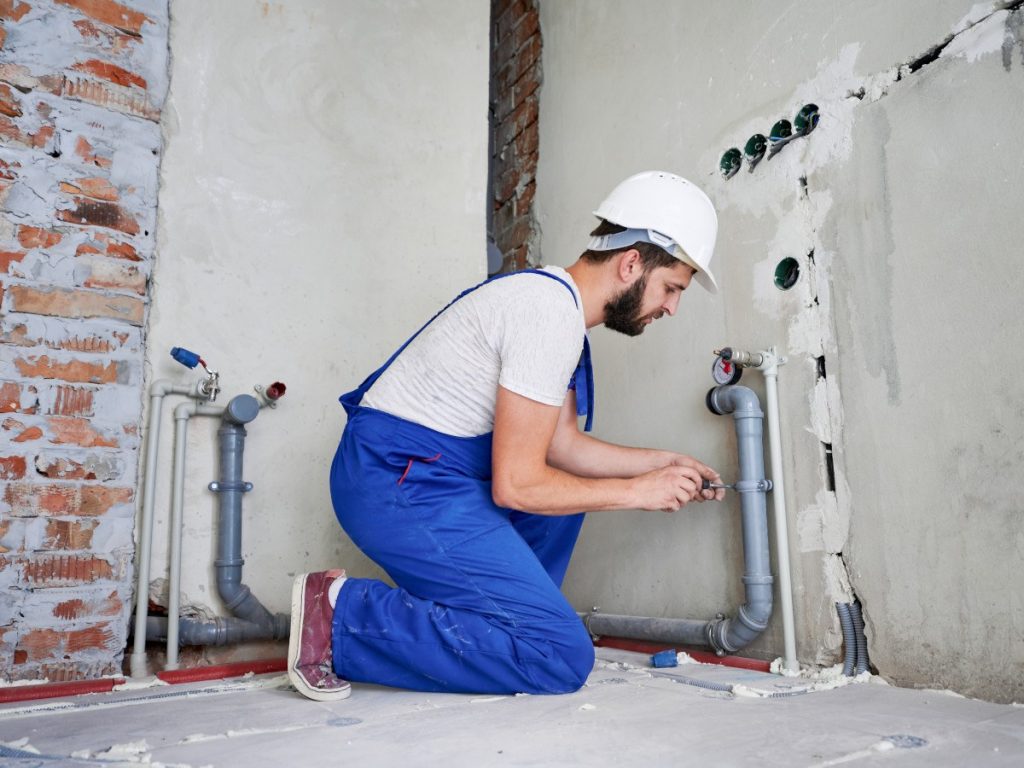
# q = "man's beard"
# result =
<box><xmin>603</xmin><ymin>273</ymin><xmax>649</xmax><ymax>337</ymax></box>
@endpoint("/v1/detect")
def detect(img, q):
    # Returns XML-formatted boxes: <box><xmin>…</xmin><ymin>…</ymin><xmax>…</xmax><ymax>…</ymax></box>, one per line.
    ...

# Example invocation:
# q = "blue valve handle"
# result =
<box><xmin>170</xmin><ymin>346</ymin><xmax>203</xmax><ymax>369</ymax></box>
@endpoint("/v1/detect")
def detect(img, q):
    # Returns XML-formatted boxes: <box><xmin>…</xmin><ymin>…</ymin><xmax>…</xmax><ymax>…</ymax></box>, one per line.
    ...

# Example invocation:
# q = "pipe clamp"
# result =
<box><xmin>208</xmin><ymin>481</ymin><xmax>253</xmax><ymax>493</ymax></box>
<box><xmin>733</xmin><ymin>479</ymin><xmax>772</xmax><ymax>493</ymax></box>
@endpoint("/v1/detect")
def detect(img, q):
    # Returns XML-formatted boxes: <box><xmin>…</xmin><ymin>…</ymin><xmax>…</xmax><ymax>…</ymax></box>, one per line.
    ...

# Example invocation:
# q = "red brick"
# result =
<box><xmin>36</xmin><ymin>659</ymin><xmax>119</xmax><ymax>681</ymax></box>
<box><xmin>57</xmin><ymin>196</ymin><xmax>139</xmax><ymax>235</ymax></box>
<box><xmin>0</xmin><ymin>0</ymin><xmax>30</xmax><ymax>22</ymax></box>
<box><xmin>14</xmin><ymin>355</ymin><xmax>118</xmax><ymax>384</ymax></box>
<box><xmin>53</xmin><ymin>589</ymin><xmax>120</xmax><ymax>620</ymax></box>
<box><xmin>59</xmin><ymin>176</ymin><xmax>119</xmax><ymax>202</ymax></box>
<box><xmin>84</xmin><ymin>260</ymin><xmax>145</xmax><ymax>294</ymax></box>
<box><xmin>62</xmin><ymin>77</ymin><xmax>158</xmax><ymax>121</ymax></box>
<box><xmin>34</xmin><ymin>454</ymin><xmax>117</xmax><ymax>481</ymax></box>
<box><xmin>49</xmin><ymin>384</ymin><xmax>94</xmax><ymax>416</ymax></box>
<box><xmin>74</xmin><ymin>136</ymin><xmax>112</xmax><ymax>169</ymax></box>
<box><xmin>17</xmin><ymin>225</ymin><xmax>63</xmax><ymax>249</ymax></box>
<box><xmin>44</xmin><ymin>518</ymin><xmax>98</xmax><ymax>549</ymax></box>
<box><xmin>105</xmin><ymin>239</ymin><xmax>139</xmax><ymax>260</ymax></box>
<box><xmin>2</xmin><ymin>323</ymin><xmax>131</xmax><ymax>353</ymax></box>
<box><xmin>0</xmin><ymin>455</ymin><xmax>27</xmax><ymax>479</ymax></box>
<box><xmin>0</xmin><ymin>249</ymin><xmax>26</xmax><ymax>271</ymax></box>
<box><xmin>74</xmin><ymin>18</ymin><xmax>138</xmax><ymax>53</ymax></box>
<box><xmin>71</xmin><ymin>58</ymin><xmax>146</xmax><ymax>89</ymax></box>
<box><xmin>48</xmin><ymin>416</ymin><xmax>119</xmax><ymax>448</ymax></box>
<box><xmin>79</xmin><ymin>485</ymin><xmax>131</xmax><ymax>515</ymax></box>
<box><xmin>21</xmin><ymin>554</ymin><xmax>113</xmax><ymax>585</ymax></box>
<box><xmin>8</xmin><ymin>285</ymin><xmax>144</xmax><ymax>325</ymax></box>
<box><xmin>0</xmin><ymin>380</ymin><xmax>38</xmax><ymax>413</ymax></box>
<box><xmin>4</xmin><ymin>482</ymin><xmax>73</xmax><ymax>515</ymax></box>
<box><xmin>65</xmin><ymin>622</ymin><xmax>116</xmax><ymax>654</ymax></box>
<box><xmin>15</xmin><ymin>628</ymin><xmax>60</xmax><ymax>663</ymax></box>
<box><xmin>12</xmin><ymin>425</ymin><xmax>42</xmax><ymax>442</ymax></box>
<box><xmin>31</xmin><ymin>122</ymin><xmax>54</xmax><ymax>150</ymax></box>
<box><xmin>0</xmin><ymin>82</ymin><xmax>21</xmax><ymax>117</ymax></box>
<box><xmin>56</xmin><ymin>0</ymin><xmax>149</xmax><ymax>35</ymax></box>
<box><xmin>53</xmin><ymin>598</ymin><xmax>87</xmax><ymax>619</ymax></box>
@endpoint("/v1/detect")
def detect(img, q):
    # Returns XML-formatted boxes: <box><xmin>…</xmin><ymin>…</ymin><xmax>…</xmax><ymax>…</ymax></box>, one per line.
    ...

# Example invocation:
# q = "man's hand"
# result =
<box><xmin>629</xmin><ymin>464</ymin><xmax>704</xmax><ymax>512</ymax></box>
<box><xmin>666</xmin><ymin>453</ymin><xmax>726</xmax><ymax>503</ymax></box>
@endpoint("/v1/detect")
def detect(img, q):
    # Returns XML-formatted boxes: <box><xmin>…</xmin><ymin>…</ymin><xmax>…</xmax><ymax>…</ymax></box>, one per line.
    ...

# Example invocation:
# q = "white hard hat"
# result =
<box><xmin>589</xmin><ymin>171</ymin><xmax>719</xmax><ymax>293</ymax></box>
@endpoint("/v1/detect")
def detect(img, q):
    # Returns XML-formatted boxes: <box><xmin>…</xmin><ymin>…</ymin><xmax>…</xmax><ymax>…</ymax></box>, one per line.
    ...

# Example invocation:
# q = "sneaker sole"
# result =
<box><xmin>287</xmin><ymin>573</ymin><xmax>353</xmax><ymax>701</ymax></box>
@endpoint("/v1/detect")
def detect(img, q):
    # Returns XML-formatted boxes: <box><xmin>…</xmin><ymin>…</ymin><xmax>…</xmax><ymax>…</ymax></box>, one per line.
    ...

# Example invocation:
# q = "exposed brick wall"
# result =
<box><xmin>490</xmin><ymin>0</ymin><xmax>541</xmax><ymax>272</ymax></box>
<box><xmin>0</xmin><ymin>0</ymin><xmax>168</xmax><ymax>682</ymax></box>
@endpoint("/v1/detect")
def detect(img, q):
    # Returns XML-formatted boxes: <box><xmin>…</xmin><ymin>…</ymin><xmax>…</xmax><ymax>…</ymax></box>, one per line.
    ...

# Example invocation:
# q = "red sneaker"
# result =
<box><xmin>288</xmin><ymin>570</ymin><xmax>352</xmax><ymax>701</ymax></box>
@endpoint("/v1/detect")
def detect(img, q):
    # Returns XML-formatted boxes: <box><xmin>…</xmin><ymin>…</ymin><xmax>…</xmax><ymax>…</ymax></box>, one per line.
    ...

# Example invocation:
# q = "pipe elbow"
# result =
<box><xmin>150</xmin><ymin>379</ymin><xmax>176</xmax><ymax>397</ymax></box>
<box><xmin>173</xmin><ymin>400</ymin><xmax>199</xmax><ymax>420</ymax></box>
<box><xmin>706</xmin><ymin>385</ymin><xmax>763</xmax><ymax>417</ymax></box>
<box><xmin>223</xmin><ymin>395</ymin><xmax>260</xmax><ymax>425</ymax></box>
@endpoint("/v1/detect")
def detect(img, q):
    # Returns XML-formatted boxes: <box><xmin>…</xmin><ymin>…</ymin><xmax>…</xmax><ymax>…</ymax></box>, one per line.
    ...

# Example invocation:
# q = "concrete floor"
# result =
<box><xmin>1</xmin><ymin>648</ymin><xmax>1022</xmax><ymax>767</ymax></box>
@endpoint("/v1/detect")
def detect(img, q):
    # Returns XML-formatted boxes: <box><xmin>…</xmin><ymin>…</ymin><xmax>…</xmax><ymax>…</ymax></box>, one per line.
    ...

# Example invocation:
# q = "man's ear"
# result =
<box><xmin>617</xmin><ymin>248</ymin><xmax>643</xmax><ymax>284</ymax></box>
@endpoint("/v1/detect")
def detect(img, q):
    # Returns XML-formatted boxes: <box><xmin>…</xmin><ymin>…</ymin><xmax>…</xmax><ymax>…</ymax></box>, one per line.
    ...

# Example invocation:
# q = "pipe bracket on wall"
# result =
<box><xmin>208</xmin><ymin>481</ymin><xmax>253</xmax><ymax>493</ymax></box>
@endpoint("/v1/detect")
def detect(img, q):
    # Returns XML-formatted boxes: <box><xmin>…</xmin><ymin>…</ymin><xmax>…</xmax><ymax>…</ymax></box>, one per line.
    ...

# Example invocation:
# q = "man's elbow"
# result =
<box><xmin>491</xmin><ymin>476</ymin><xmax>522</xmax><ymax>510</ymax></box>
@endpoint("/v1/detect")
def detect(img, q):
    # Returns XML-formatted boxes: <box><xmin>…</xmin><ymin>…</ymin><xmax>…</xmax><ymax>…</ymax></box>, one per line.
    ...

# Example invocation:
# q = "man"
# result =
<box><xmin>288</xmin><ymin>171</ymin><xmax>726</xmax><ymax>701</ymax></box>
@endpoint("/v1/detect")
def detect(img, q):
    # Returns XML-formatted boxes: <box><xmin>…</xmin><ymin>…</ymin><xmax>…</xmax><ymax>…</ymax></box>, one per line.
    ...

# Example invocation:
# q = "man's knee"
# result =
<box><xmin>531</xmin><ymin>621</ymin><xmax>594</xmax><ymax>694</ymax></box>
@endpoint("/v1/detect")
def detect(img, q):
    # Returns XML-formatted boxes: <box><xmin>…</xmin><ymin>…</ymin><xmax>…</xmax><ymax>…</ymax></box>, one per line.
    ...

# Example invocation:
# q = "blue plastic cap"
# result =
<box><xmin>651</xmin><ymin>649</ymin><xmax>679</xmax><ymax>668</ymax></box>
<box><xmin>170</xmin><ymin>346</ymin><xmax>201</xmax><ymax>369</ymax></box>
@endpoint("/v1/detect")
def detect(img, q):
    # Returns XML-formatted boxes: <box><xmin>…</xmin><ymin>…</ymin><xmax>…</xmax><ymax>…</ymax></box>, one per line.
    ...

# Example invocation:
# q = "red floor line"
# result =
<box><xmin>0</xmin><ymin>677</ymin><xmax>123</xmax><ymax>704</ymax></box>
<box><xmin>0</xmin><ymin>659</ymin><xmax>288</xmax><ymax>705</ymax></box>
<box><xmin>594</xmin><ymin>635</ymin><xmax>772</xmax><ymax>672</ymax></box>
<box><xmin>156</xmin><ymin>658</ymin><xmax>287</xmax><ymax>684</ymax></box>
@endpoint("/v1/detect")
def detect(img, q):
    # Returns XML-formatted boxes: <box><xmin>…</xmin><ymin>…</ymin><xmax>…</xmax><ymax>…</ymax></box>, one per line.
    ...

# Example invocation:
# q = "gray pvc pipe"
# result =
<box><xmin>705</xmin><ymin>385</ymin><xmax>774</xmax><ymax>653</ymax></box>
<box><xmin>581</xmin><ymin>613</ymin><xmax>711</xmax><ymax>648</ymax></box>
<box><xmin>161</xmin><ymin>395</ymin><xmax>288</xmax><ymax>650</ymax></box>
<box><xmin>581</xmin><ymin>385</ymin><xmax>774</xmax><ymax>657</ymax></box>
<box><xmin>210</xmin><ymin>395</ymin><xmax>288</xmax><ymax>636</ymax></box>
<box><xmin>146</xmin><ymin>614</ymin><xmax>287</xmax><ymax>646</ymax></box>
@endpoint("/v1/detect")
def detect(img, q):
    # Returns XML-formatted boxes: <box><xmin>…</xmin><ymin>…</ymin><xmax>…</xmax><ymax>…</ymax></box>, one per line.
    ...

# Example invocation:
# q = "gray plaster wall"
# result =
<box><xmin>537</xmin><ymin>1</ymin><xmax>1024</xmax><ymax>701</ymax></box>
<box><xmin>148</xmin><ymin>0</ymin><xmax>489</xmax><ymax>620</ymax></box>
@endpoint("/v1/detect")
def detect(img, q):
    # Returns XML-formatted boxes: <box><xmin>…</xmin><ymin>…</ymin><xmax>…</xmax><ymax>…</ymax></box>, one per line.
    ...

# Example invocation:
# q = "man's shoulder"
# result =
<box><xmin>479</xmin><ymin>267</ymin><xmax>578</xmax><ymax>307</ymax></box>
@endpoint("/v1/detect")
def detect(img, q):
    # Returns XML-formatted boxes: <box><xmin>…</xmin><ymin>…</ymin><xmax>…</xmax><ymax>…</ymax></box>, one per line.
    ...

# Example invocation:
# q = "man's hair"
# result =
<box><xmin>580</xmin><ymin>220</ymin><xmax>679</xmax><ymax>270</ymax></box>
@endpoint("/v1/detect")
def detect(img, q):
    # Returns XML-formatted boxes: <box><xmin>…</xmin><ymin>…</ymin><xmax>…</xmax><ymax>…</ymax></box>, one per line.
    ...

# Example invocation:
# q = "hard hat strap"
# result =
<box><xmin>587</xmin><ymin>227</ymin><xmax>678</xmax><ymax>257</ymax></box>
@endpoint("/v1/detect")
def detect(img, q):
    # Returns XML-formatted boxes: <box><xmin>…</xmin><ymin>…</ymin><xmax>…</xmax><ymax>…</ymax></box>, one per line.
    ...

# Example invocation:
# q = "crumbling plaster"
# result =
<box><xmin>538</xmin><ymin>0</ymin><xmax>1023</xmax><ymax>700</ymax></box>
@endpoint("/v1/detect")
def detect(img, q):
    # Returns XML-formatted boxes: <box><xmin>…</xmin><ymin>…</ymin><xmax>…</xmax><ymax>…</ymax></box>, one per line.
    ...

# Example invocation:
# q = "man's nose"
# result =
<box><xmin>664</xmin><ymin>293</ymin><xmax>681</xmax><ymax>316</ymax></box>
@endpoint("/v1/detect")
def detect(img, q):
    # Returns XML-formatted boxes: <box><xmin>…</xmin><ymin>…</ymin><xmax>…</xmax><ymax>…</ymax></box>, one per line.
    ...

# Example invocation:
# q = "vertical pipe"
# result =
<box><xmin>130</xmin><ymin>388</ymin><xmax>166</xmax><ymax>676</ymax></box>
<box><xmin>130</xmin><ymin>382</ymin><xmax>191</xmax><ymax>678</ymax></box>
<box><xmin>166</xmin><ymin>404</ymin><xmax>191</xmax><ymax>670</ymax></box>
<box><xmin>763</xmin><ymin>350</ymin><xmax>799</xmax><ymax>673</ymax></box>
<box><xmin>166</xmin><ymin>402</ymin><xmax>222</xmax><ymax>670</ymax></box>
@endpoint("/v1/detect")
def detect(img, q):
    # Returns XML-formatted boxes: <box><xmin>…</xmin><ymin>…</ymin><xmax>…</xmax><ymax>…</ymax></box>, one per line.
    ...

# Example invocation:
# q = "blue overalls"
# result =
<box><xmin>329</xmin><ymin>270</ymin><xmax>596</xmax><ymax>695</ymax></box>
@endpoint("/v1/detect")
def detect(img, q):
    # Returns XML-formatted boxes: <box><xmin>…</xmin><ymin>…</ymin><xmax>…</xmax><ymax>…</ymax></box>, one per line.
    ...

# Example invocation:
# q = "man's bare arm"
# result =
<box><xmin>491</xmin><ymin>386</ymin><xmax>706</xmax><ymax>515</ymax></box>
<box><xmin>545</xmin><ymin>392</ymin><xmax>725</xmax><ymax>501</ymax></box>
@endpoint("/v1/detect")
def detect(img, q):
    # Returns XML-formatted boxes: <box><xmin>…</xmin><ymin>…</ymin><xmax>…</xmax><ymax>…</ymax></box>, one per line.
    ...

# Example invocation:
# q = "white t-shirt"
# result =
<box><xmin>361</xmin><ymin>266</ymin><xmax>586</xmax><ymax>437</ymax></box>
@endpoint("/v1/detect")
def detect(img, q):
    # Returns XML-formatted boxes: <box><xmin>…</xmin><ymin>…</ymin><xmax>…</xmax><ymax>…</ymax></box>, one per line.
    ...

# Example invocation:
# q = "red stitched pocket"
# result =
<box><xmin>397</xmin><ymin>453</ymin><xmax>442</xmax><ymax>485</ymax></box>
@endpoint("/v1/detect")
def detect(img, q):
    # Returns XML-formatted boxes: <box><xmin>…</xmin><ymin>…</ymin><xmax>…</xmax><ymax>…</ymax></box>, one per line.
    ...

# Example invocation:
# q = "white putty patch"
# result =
<box><xmin>180</xmin><ymin>725</ymin><xmax>309</xmax><ymax>744</ymax></box>
<box><xmin>797</xmin><ymin>490</ymin><xmax>847</xmax><ymax>555</ymax></box>
<box><xmin>578</xmin><ymin>703</ymin><xmax>597</xmax><ymax>711</ymax></box>
<box><xmin>943</xmin><ymin>8</ymin><xmax>1010</xmax><ymax>62</ymax></box>
<box><xmin>113</xmin><ymin>675</ymin><xmax>169</xmax><ymax>692</ymax></box>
